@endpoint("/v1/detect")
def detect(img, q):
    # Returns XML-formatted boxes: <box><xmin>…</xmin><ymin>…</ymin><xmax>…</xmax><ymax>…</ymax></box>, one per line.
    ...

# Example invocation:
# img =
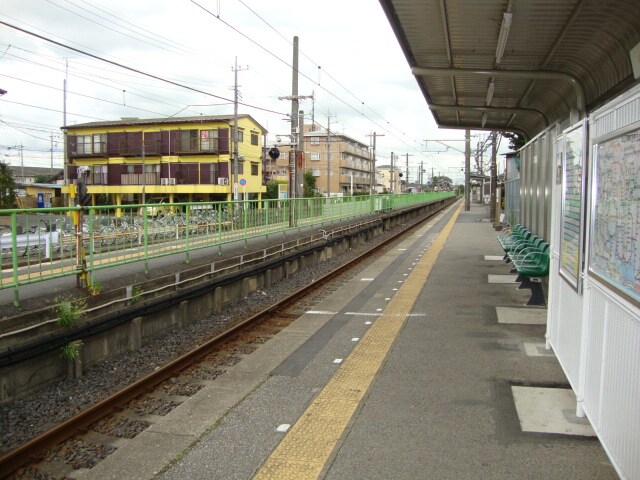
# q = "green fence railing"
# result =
<box><xmin>0</xmin><ymin>192</ymin><xmax>454</xmax><ymax>306</ymax></box>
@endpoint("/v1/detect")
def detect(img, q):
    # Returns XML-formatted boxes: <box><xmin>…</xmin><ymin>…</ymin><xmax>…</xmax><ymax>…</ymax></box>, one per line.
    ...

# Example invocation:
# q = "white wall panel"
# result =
<box><xmin>583</xmin><ymin>280</ymin><xmax>640</xmax><ymax>480</ymax></box>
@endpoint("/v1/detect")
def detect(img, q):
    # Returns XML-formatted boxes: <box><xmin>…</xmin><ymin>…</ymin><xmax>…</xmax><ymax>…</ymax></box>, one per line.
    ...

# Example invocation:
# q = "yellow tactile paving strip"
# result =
<box><xmin>253</xmin><ymin>204</ymin><xmax>462</xmax><ymax>480</ymax></box>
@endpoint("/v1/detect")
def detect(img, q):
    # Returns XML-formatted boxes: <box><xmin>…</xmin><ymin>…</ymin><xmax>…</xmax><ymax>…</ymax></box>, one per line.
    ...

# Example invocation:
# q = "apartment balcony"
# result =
<box><xmin>120</xmin><ymin>173</ymin><xmax>161</xmax><ymax>185</ymax></box>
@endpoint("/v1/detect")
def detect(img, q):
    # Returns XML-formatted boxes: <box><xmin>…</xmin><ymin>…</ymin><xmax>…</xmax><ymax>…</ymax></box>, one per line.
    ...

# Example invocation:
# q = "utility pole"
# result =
<box><xmin>490</xmin><ymin>131</ymin><xmax>497</xmax><ymax>219</ymax></box>
<box><xmin>366</xmin><ymin>132</ymin><xmax>384</xmax><ymax>194</ymax></box>
<box><xmin>420</xmin><ymin>160</ymin><xmax>424</xmax><ymax>188</ymax></box>
<box><xmin>277</xmin><ymin>38</ymin><xmax>314</xmax><ymax>201</ymax></box>
<box><xmin>465</xmin><ymin>129</ymin><xmax>471</xmax><ymax>211</ymax></box>
<box><xmin>326</xmin><ymin>112</ymin><xmax>332</xmax><ymax>196</ymax></box>
<box><xmin>63</xmin><ymin>58</ymin><xmax>68</xmax><ymax>206</ymax></box>
<box><xmin>290</xmin><ymin>37</ymin><xmax>299</xmax><ymax>204</ymax></box>
<box><xmin>141</xmin><ymin>139</ymin><xmax>146</xmax><ymax>205</ymax></box>
<box><xmin>404</xmin><ymin>153</ymin><xmax>413</xmax><ymax>192</ymax></box>
<box><xmin>298</xmin><ymin>110</ymin><xmax>304</xmax><ymax>198</ymax></box>
<box><xmin>232</xmin><ymin>57</ymin><xmax>249</xmax><ymax>202</ymax></box>
<box><xmin>19</xmin><ymin>142</ymin><xmax>23</xmax><ymax>182</ymax></box>
<box><xmin>390</xmin><ymin>152</ymin><xmax>395</xmax><ymax>193</ymax></box>
<box><xmin>50</xmin><ymin>134</ymin><xmax>54</xmax><ymax>175</ymax></box>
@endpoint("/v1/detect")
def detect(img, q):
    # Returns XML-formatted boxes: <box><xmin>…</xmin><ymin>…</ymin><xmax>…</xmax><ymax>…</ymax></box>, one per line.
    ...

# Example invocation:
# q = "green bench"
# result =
<box><xmin>497</xmin><ymin>225</ymin><xmax>550</xmax><ymax>306</ymax></box>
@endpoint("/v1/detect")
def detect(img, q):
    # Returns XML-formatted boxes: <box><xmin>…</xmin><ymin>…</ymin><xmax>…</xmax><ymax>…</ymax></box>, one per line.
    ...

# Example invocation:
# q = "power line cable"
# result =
<box><xmin>0</xmin><ymin>120</ymin><xmax>52</xmax><ymax>142</ymax></box>
<box><xmin>0</xmin><ymin>98</ymin><xmax>107</xmax><ymax>120</ymax></box>
<box><xmin>233</xmin><ymin>0</ymin><xmax>427</xmax><ymax>150</ymax></box>
<box><xmin>0</xmin><ymin>20</ymin><xmax>289</xmax><ymax>117</ymax></box>
<box><xmin>189</xmin><ymin>0</ymin><xmax>424</xmax><ymax>154</ymax></box>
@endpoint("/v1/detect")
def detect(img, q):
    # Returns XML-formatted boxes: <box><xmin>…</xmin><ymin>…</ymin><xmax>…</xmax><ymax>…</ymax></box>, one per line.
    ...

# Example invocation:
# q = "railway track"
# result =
<box><xmin>1</xmin><ymin>201</ymin><xmax>452</xmax><ymax>479</ymax></box>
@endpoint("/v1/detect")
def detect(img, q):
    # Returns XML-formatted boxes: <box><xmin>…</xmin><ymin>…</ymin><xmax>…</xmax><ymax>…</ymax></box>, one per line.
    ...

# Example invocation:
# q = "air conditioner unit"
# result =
<box><xmin>161</xmin><ymin>178</ymin><xmax>176</xmax><ymax>185</ymax></box>
<box><xmin>217</xmin><ymin>177</ymin><xmax>229</xmax><ymax>186</ymax></box>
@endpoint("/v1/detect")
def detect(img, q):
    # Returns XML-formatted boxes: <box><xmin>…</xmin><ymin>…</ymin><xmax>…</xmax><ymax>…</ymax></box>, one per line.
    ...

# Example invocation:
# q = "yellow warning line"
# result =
<box><xmin>253</xmin><ymin>204</ymin><xmax>463</xmax><ymax>480</ymax></box>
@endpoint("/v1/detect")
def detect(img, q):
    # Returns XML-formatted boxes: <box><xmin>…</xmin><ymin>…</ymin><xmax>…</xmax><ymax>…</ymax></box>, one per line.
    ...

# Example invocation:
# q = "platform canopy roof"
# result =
<box><xmin>379</xmin><ymin>0</ymin><xmax>640</xmax><ymax>140</ymax></box>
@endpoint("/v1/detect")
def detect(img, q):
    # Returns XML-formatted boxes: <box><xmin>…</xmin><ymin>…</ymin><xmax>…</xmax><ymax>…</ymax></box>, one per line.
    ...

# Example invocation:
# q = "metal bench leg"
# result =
<box><xmin>525</xmin><ymin>278</ymin><xmax>546</xmax><ymax>306</ymax></box>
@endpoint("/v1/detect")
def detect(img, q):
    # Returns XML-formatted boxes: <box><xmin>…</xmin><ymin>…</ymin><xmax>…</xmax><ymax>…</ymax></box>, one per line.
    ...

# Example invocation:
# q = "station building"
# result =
<box><xmin>62</xmin><ymin>115</ymin><xmax>267</xmax><ymax>206</ymax></box>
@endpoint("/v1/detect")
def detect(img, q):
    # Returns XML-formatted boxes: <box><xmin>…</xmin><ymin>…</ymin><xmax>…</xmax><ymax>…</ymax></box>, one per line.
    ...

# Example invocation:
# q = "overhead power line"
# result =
<box><xmin>0</xmin><ymin>20</ymin><xmax>288</xmax><ymax>117</ymax></box>
<box><xmin>190</xmin><ymin>0</ymin><xmax>424</xmax><ymax>155</ymax></box>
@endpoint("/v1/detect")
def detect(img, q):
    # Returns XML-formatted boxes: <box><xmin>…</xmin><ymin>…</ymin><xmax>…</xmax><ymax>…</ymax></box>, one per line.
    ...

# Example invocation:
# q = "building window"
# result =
<box><xmin>310</xmin><ymin>152</ymin><xmax>320</xmax><ymax>161</ymax></box>
<box><xmin>235</xmin><ymin>130</ymin><xmax>244</xmax><ymax>143</ymax></box>
<box><xmin>251</xmin><ymin>163</ymin><xmax>259</xmax><ymax>175</ymax></box>
<box><xmin>233</xmin><ymin>162</ymin><xmax>244</xmax><ymax>175</ymax></box>
<box><xmin>200</xmin><ymin>130</ymin><xmax>219</xmax><ymax>152</ymax></box>
<box><xmin>93</xmin><ymin>134</ymin><xmax>106</xmax><ymax>154</ymax></box>
<box><xmin>311</xmin><ymin>137</ymin><xmax>320</xmax><ymax>145</ymax></box>
<box><xmin>251</xmin><ymin>133</ymin><xmax>259</xmax><ymax>146</ymax></box>
<box><xmin>92</xmin><ymin>165</ymin><xmax>107</xmax><ymax>185</ymax></box>
<box><xmin>312</xmin><ymin>168</ymin><xmax>320</xmax><ymax>176</ymax></box>
<box><xmin>77</xmin><ymin>135</ymin><xmax>92</xmax><ymax>155</ymax></box>
<box><xmin>178</xmin><ymin>130</ymin><xmax>198</xmax><ymax>151</ymax></box>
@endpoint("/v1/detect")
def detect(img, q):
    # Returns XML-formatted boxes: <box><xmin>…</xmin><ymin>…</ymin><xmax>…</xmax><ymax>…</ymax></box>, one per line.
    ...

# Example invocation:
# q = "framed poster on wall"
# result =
<box><xmin>589</xmin><ymin>126</ymin><xmax>640</xmax><ymax>305</ymax></box>
<box><xmin>559</xmin><ymin>121</ymin><xmax>586</xmax><ymax>292</ymax></box>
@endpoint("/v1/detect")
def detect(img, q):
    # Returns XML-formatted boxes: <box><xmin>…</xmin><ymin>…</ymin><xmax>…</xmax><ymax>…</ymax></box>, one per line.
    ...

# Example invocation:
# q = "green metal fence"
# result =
<box><xmin>0</xmin><ymin>192</ymin><xmax>453</xmax><ymax>305</ymax></box>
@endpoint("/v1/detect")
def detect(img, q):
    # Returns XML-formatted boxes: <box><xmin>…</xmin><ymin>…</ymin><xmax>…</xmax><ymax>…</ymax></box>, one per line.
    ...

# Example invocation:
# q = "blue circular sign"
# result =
<box><xmin>239</xmin><ymin>178</ymin><xmax>247</xmax><ymax>186</ymax></box>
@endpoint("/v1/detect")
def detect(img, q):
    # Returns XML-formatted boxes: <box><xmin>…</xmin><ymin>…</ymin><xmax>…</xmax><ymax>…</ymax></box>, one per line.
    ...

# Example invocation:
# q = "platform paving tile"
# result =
<box><xmin>496</xmin><ymin>306</ymin><xmax>547</xmax><ymax>324</ymax></box>
<box><xmin>524</xmin><ymin>342</ymin><xmax>556</xmax><ymax>357</ymax></box>
<box><xmin>488</xmin><ymin>274</ymin><xmax>520</xmax><ymax>283</ymax></box>
<box><xmin>512</xmin><ymin>386</ymin><xmax>596</xmax><ymax>436</ymax></box>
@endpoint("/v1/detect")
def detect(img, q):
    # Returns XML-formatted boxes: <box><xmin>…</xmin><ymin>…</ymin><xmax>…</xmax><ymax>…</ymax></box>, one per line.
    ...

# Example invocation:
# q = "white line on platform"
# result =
<box><xmin>361</xmin><ymin>278</ymin><xmax>375</xmax><ymax>281</ymax></box>
<box><xmin>365</xmin><ymin>321</ymin><xmax>372</xmax><ymax>325</ymax></box>
<box><xmin>333</xmin><ymin>358</ymin><xmax>343</xmax><ymax>364</ymax></box>
<box><xmin>351</xmin><ymin>338</ymin><xmax>359</xmax><ymax>342</ymax></box>
<box><xmin>306</xmin><ymin>310</ymin><xmax>336</xmax><ymax>315</ymax></box>
<box><xmin>276</xmin><ymin>424</ymin><xmax>291</xmax><ymax>433</ymax></box>
<box><xmin>485</xmin><ymin>255</ymin><xmax>505</xmax><ymax>261</ymax></box>
<box><xmin>398</xmin><ymin>248</ymin><xmax>407</xmax><ymax>251</ymax></box>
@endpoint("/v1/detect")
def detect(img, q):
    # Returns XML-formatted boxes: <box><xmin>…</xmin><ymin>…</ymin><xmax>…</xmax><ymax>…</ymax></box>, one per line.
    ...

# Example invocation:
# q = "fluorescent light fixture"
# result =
<box><xmin>481</xmin><ymin>113</ymin><xmax>488</xmax><ymax>128</ymax></box>
<box><xmin>495</xmin><ymin>12</ymin><xmax>512</xmax><ymax>64</ymax></box>
<box><xmin>486</xmin><ymin>79</ymin><xmax>495</xmax><ymax>106</ymax></box>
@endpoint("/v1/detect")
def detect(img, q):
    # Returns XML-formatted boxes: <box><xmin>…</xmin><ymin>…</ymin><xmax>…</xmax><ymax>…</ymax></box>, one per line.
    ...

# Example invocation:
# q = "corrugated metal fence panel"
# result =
<box><xmin>504</xmin><ymin>179</ymin><xmax>520</xmax><ymax>226</ymax></box>
<box><xmin>583</xmin><ymin>281</ymin><xmax>640</xmax><ymax>480</ymax></box>
<box><xmin>519</xmin><ymin>128</ymin><xmax>555</xmax><ymax>239</ymax></box>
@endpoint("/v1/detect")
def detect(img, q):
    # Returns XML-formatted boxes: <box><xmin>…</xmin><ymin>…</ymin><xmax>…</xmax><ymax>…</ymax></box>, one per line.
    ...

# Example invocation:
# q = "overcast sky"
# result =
<box><xmin>0</xmin><ymin>0</ymin><xmax>504</xmax><ymax>183</ymax></box>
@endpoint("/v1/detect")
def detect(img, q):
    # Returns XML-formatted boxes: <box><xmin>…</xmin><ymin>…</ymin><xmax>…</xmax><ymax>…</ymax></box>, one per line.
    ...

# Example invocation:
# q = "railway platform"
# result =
<box><xmin>77</xmin><ymin>201</ymin><xmax>615</xmax><ymax>480</ymax></box>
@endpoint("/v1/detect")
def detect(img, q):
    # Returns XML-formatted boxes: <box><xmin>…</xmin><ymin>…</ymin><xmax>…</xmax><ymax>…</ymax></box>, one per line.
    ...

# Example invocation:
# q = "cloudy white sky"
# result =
<box><xmin>0</xmin><ymin>0</ymin><xmax>504</xmax><ymax>184</ymax></box>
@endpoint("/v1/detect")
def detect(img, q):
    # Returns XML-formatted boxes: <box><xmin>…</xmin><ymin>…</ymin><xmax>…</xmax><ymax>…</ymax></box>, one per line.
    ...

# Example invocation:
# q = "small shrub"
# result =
<box><xmin>54</xmin><ymin>297</ymin><xmax>87</xmax><ymax>328</ymax></box>
<box><xmin>60</xmin><ymin>342</ymin><xmax>80</xmax><ymax>361</ymax></box>
<box><xmin>88</xmin><ymin>280</ymin><xmax>103</xmax><ymax>296</ymax></box>
<box><xmin>131</xmin><ymin>284</ymin><xmax>143</xmax><ymax>304</ymax></box>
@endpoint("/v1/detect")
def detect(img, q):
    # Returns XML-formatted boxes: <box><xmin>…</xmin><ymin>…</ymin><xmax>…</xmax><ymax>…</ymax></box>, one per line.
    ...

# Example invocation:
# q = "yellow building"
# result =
<box><xmin>63</xmin><ymin>115</ymin><xmax>267</xmax><ymax>206</ymax></box>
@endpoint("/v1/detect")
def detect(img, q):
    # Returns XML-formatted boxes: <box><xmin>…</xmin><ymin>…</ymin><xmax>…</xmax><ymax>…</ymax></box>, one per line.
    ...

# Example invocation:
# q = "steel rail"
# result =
<box><xmin>0</xmin><ymin>198</ymin><xmax>456</xmax><ymax>477</ymax></box>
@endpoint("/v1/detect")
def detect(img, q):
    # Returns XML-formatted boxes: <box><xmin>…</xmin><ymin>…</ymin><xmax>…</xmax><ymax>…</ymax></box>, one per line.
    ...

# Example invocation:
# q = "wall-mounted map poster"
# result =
<box><xmin>590</xmin><ymin>127</ymin><xmax>640</xmax><ymax>304</ymax></box>
<box><xmin>560</xmin><ymin>122</ymin><xmax>585</xmax><ymax>291</ymax></box>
